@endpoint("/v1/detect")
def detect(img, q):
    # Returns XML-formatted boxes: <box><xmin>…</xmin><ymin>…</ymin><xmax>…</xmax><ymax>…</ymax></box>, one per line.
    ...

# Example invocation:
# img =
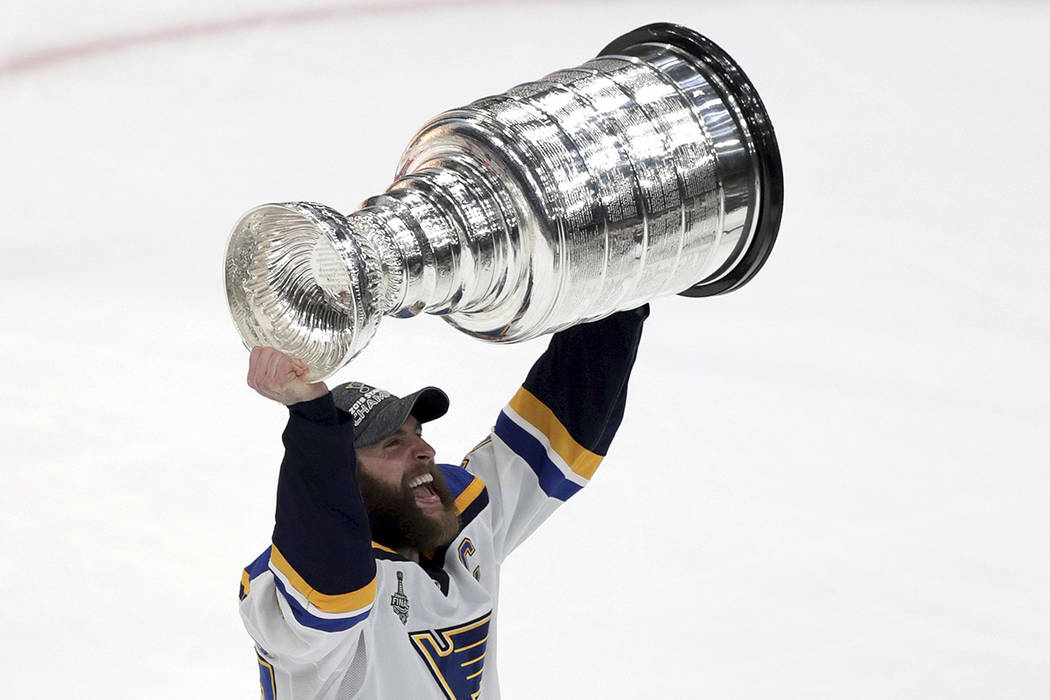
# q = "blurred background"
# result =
<box><xmin>2</xmin><ymin>1</ymin><xmax>1047</xmax><ymax>697</ymax></box>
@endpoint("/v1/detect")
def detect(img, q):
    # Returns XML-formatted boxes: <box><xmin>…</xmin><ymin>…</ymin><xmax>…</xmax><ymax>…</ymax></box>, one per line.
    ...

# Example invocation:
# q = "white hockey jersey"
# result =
<box><xmin>239</xmin><ymin>307</ymin><xmax>647</xmax><ymax>699</ymax></box>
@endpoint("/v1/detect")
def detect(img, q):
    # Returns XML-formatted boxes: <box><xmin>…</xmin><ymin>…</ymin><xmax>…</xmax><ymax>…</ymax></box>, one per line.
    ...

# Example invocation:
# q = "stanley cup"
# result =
<box><xmin>224</xmin><ymin>23</ymin><xmax>784</xmax><ymax>380</ymax></box>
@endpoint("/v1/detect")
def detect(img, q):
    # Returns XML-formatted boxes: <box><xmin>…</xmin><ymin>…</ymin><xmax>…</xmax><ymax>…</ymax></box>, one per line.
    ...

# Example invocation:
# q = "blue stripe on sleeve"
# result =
<box><xmin>270</xmin><ymin>574</ymin><xmax>372</xmax><ymax>633</ymax></box>
<box><xmin>494</xmin><ymin>411</ymin><xmax>583</xmax><ymax>502</ymax></box>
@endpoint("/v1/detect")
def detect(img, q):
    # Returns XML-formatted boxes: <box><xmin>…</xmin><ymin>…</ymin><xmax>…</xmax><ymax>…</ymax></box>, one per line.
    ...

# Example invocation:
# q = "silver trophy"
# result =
<box><xmin>225</xmin><ymin>23</ymin><xmax>783</xmax><ymax>380</ymax></box>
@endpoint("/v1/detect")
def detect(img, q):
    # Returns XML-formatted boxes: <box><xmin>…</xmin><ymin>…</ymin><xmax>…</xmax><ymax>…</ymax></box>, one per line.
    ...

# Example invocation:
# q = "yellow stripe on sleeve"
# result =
<box><xmin>454</xmin><ymin>476</ymin><xmax>485</xmax><ymax>514</ymax></box>
<box><xmin>270</xmin><ymin>545</ymin><xmax>376</xmax><ymax>614</ymax></box>
<box><xmin>508</xmin><ymin>387</ymin><xmax>603</xmax><ymax>480</ymax></box>
<box><xmin>241</xmin><ymin>569</ymin><xmax>251</xmax><ymax>596</ymax></box>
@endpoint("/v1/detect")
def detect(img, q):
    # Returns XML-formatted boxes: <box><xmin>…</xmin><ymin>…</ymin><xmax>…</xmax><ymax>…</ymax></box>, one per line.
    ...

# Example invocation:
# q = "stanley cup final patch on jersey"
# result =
<box><xmin>391</xmin><ymin>571</ymin><xmax>410</xmax><ymax>624</ymax></box>
<box><xmin>410</xmin><ymin>611</ymin><xmax>492</xmax><ymax>700</ymax></box>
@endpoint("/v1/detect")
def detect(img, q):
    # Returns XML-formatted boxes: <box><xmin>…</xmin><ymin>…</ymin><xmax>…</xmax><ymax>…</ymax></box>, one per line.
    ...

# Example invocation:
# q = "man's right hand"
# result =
<box><xmin>247</xmin><ymin>347</ymin><xmax>329</xmax><ymax>406</ymax></box>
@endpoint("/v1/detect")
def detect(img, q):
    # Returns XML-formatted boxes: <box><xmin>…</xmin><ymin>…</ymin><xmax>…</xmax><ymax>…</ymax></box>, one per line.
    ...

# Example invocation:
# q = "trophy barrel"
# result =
<box><xmin>601</xmin><ymin>23</ymin><xmax>783</xmax><ymax>298</ymax></box>
<box><xmin>396</xmin><ymin>22</ymin><xmax>784</xmax><ymax>340</ymax></box>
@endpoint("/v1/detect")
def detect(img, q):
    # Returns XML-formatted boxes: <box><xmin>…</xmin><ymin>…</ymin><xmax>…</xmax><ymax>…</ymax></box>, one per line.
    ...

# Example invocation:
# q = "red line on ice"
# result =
<box><xmin>0</xmin><ymin>0</ymin><xmax>501</xmax><ymax>77</ymax></box>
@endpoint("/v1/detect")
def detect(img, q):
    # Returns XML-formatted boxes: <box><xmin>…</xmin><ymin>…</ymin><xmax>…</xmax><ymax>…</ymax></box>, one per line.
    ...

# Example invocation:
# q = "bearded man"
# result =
<box><xmin>238</xmin><ymin>306</ymin><xmax>647</xmax><ymax>699</ymax></box>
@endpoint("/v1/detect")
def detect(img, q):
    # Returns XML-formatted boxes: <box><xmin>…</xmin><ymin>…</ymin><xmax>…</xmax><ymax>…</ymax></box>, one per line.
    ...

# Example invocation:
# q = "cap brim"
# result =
<box><xmin>405</xmin><ymin>386</ymin><xmax>450</xmax><ymax>424</ymax></box>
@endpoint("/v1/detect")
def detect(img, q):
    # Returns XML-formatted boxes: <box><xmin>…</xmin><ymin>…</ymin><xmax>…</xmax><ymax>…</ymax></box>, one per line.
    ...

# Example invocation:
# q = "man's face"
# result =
<box><xmin>356</xmin><ymin>415</ymin><xmax>460</xmax><ymax>553</ymax></box>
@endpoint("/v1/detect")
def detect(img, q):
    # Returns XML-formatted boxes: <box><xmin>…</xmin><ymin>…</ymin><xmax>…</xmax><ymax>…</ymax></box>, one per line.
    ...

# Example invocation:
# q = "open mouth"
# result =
<box><xmin>408</xmin><ymin>473</ymin><xmax>441</xmax><ymax>507</ymax></box>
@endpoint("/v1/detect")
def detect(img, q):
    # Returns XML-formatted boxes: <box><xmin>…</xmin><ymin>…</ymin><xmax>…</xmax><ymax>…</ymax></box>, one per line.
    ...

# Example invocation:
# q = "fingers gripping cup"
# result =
<box><xmin>224</xmin><ymin>23</ymin><xmax>784</xmax><ymax>380</ymax></box>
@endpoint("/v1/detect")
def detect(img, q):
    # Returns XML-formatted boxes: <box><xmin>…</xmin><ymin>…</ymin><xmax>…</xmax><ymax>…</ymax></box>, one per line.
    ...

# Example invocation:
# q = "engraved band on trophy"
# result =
<box><xmin>224</xmin><ymin>23</ymin><xmax>784</xmax><ymax>380</ymax></box>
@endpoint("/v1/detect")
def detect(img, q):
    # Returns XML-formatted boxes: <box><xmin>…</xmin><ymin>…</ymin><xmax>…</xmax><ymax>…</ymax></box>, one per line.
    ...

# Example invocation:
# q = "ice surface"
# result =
<box><xmin>2</xmin><ymin>1</ymin><xmax>1048</xmax><ymax>697</ymax></box>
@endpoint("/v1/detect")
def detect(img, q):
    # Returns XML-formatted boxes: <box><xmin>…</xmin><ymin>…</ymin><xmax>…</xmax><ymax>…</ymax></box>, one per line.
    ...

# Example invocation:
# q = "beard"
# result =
<box><xmin>358</xmin><ymin>462</ymin><xmax>460</xmax><ymax>553</ymax></box>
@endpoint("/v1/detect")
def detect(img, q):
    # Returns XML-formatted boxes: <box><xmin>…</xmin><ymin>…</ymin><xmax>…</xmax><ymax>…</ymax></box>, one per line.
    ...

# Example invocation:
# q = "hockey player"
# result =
<box><xmin>239</xmin><ymin>306</ymin><xmax>647</xmax><ymax>699</ymax></box>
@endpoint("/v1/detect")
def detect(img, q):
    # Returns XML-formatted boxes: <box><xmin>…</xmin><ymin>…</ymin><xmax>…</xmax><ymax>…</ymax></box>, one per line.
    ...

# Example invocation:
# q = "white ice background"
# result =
<box><xmin>1</xmin><ymin>1</ymin><xmax>1048</xmax><ymax>697</ymax></box>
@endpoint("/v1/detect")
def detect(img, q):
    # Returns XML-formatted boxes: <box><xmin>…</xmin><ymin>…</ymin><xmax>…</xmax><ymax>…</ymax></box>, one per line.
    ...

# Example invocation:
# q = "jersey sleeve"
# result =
<box><xmin>238</xmin><ymin>393</ymin><xmax>377</xmax><ymax>682</ymax></box>
<box><xmin>464</xmin><ymin>305</ymin><xmax>648</xmax><ymax>561</ymax></box>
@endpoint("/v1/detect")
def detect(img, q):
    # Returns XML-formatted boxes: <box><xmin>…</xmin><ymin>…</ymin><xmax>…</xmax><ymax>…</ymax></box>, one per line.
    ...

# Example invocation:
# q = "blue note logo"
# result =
<box><xmin>409</xmin><ymin>611</ymin><xmax>491</xmax><ymax>700</ymax></box>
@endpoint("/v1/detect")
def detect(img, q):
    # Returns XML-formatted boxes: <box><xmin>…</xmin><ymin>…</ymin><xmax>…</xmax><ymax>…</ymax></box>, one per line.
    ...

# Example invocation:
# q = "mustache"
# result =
<box><xmin>404</xmin><ymin>460</ymin><xmax>438</xmax><ymax>483</ymax></box>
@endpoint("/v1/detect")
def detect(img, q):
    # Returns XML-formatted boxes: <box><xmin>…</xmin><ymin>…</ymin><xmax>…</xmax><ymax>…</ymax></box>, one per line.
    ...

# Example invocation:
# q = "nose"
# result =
<box><xmin>412</xmin><ymin>435</ymin><xmax>436</xmax><ymax>462</ymax></box>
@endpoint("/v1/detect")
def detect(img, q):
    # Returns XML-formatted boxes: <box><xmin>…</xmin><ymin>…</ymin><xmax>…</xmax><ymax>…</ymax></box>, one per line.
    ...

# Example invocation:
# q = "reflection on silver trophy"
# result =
<box><xmin>224</xmin><ymin>23</ymin><xmax>784</xmax><ymax>380</ymax></box>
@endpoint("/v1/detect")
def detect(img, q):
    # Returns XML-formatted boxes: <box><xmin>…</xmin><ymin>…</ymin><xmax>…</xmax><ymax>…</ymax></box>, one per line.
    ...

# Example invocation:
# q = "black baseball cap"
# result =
<box><xmin>331</xmin><ymin>381</ymin><xmax>449</xmax><ymax>448</ymax></box>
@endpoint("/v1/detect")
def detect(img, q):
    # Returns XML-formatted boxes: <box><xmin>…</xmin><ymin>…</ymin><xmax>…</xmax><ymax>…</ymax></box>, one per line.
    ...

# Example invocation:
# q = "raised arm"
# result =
<box><xmin>517</xmin><ymin>305</ymin><xmax>649</xmax><ymax>466</ymax></box>
<box><xmin>239</xmin><ymin>348</ymin><xmax>377</xmax><ymax>666</ymax></box>
<box><xmin>463</xmin><ymin>305</ymin><xmax>649</xmax><ymax>559</ymax></box>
